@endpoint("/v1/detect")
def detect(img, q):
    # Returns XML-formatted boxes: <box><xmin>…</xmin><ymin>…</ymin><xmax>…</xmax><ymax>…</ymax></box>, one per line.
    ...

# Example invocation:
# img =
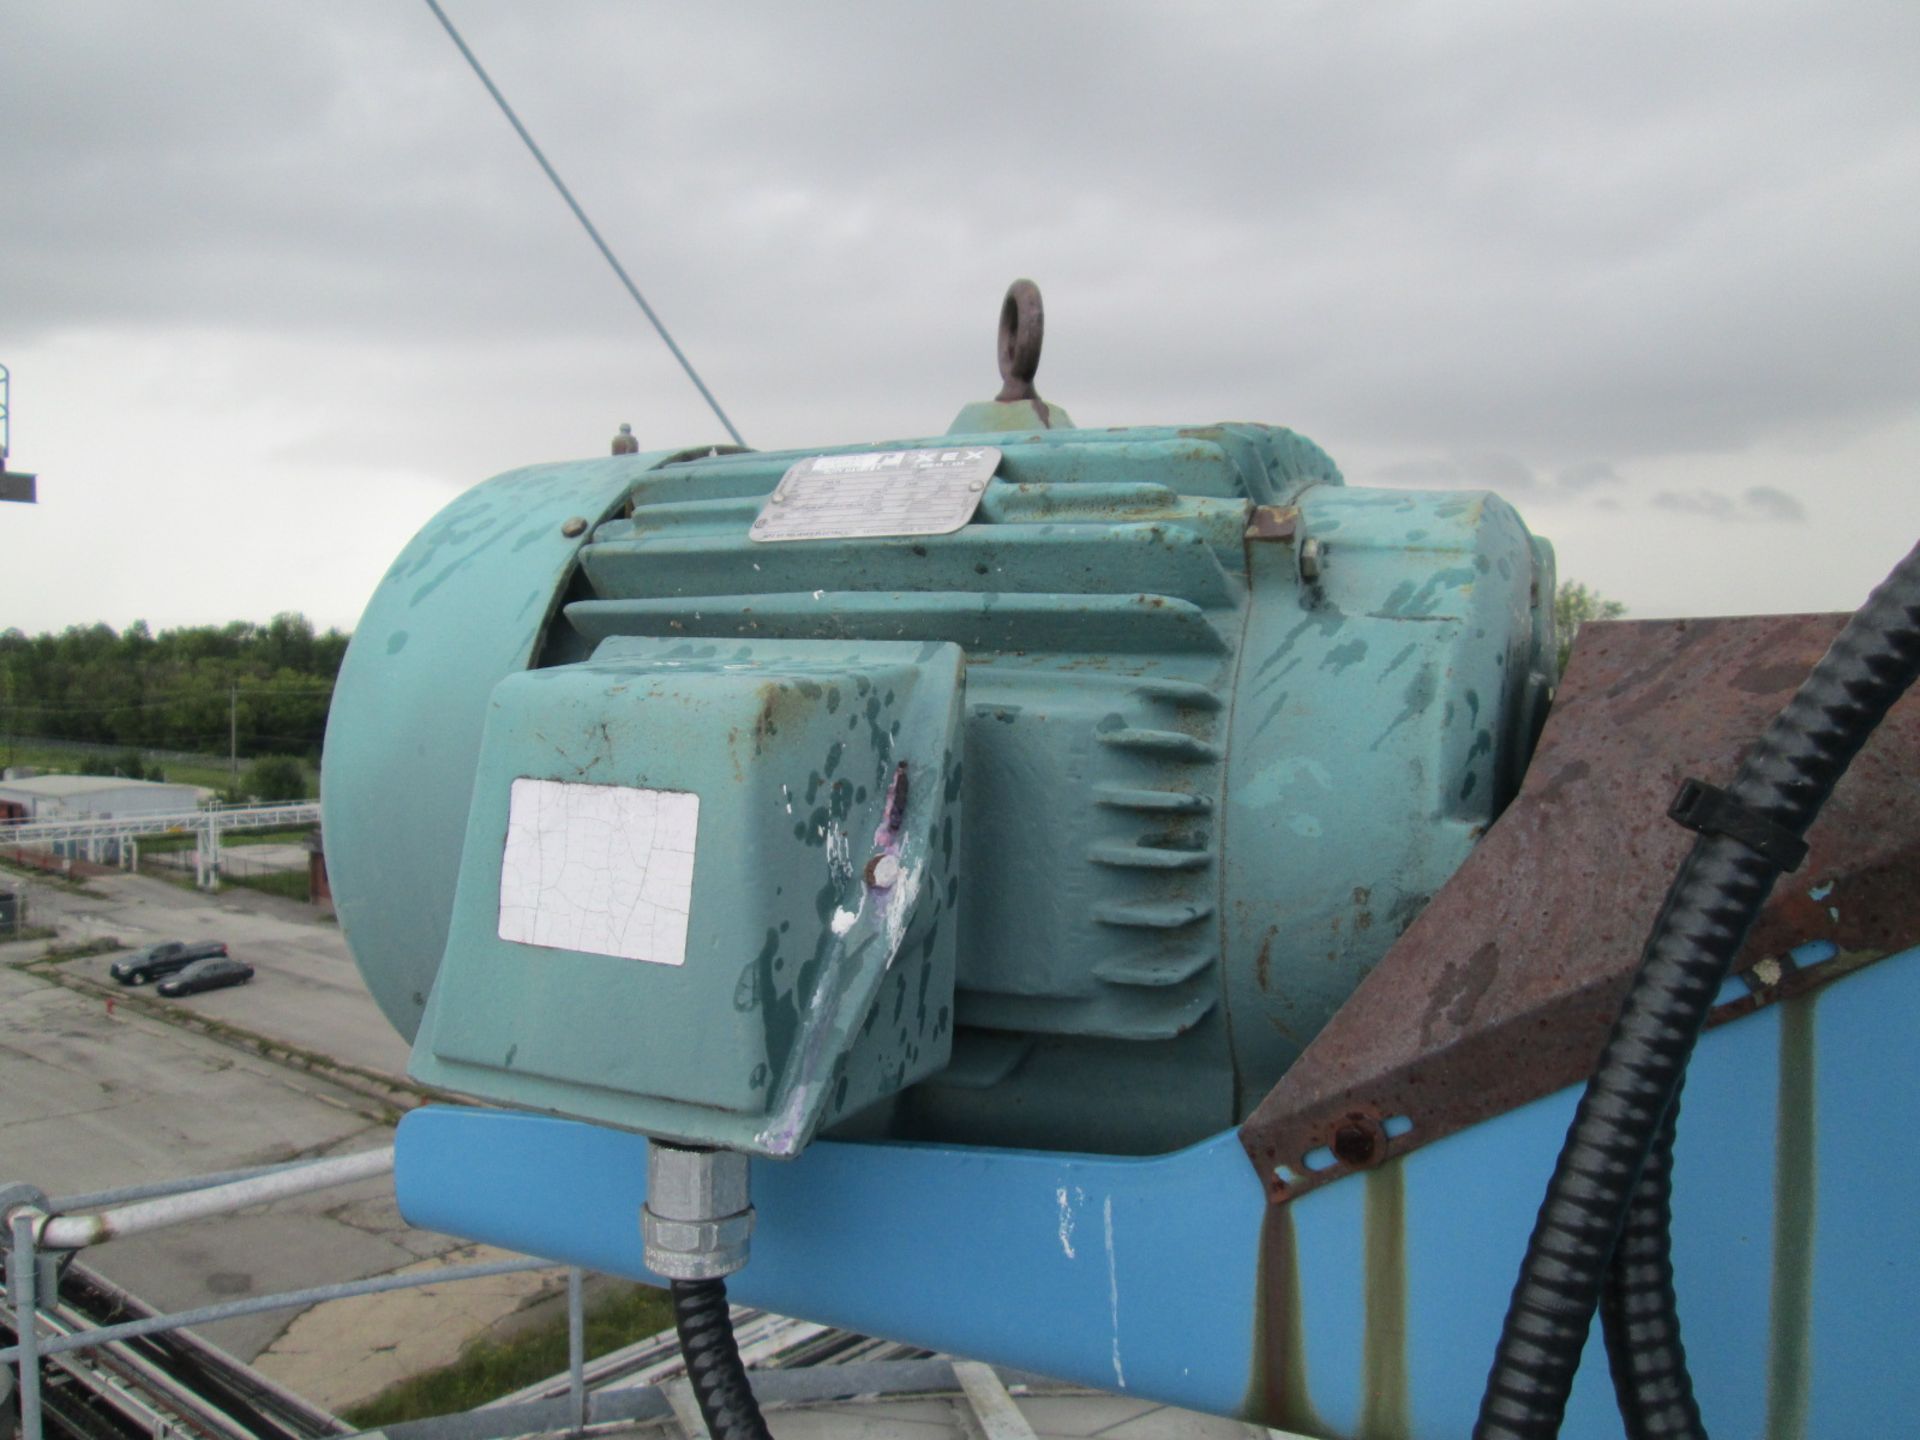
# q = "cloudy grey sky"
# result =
<box><xmin>5</xmin><ymin>1</ymin><xmax>1917</xmax><ymax>635</ymax></box>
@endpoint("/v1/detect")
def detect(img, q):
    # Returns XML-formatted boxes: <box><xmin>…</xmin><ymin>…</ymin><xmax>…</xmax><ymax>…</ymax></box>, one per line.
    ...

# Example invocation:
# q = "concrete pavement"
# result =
<box><xmin>21</xmin><ymin>867</ymin><xmax>413</xmax><ymax>1081</ymax></box>
<box><xmin>251</xmin><ymin>1244</ymin><xmax>573</xmax><ymax>1412</ymax></box>
<box><xmin>0</xmin><ymin>867</ymin><xmax>572</xmax><ymax>1405</ymax></box>
<box><xmin>0</xmin><ymin>952</ymin><xmax>435</xmax><ymax>1361</ymax></box>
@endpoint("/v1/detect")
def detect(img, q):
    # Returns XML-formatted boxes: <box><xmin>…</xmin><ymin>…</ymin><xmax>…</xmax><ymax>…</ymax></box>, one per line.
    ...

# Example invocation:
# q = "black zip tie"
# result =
<box><xmin>1668</xmin><ymin>777</ymin><xmax>1810</xmax><ymax>871</ymax></box>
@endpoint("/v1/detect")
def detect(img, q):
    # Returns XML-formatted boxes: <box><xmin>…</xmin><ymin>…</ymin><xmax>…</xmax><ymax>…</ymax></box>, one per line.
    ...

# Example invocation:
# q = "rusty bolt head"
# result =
<box><xmin>1299</xmin><ymin>536</ymin><xmax>1324</xmax><ymax>583</ymax></box>
<box><xmin>1331</xmin><ymin>1117</ymin><xmax>1380</xmax><ymax>1167</ymax></box>
<box><xmin>561</xmin><ymin>516</ymin><xmax>589</xmax><ymax>538</ymax></box>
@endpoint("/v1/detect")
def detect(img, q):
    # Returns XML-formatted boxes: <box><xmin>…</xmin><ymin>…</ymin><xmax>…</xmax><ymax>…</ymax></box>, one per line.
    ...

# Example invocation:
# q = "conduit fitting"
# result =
<box><xmin>643</xmin><ymin>1144</ymin><xmax>753</xmax><ymax>1280</ymax></box>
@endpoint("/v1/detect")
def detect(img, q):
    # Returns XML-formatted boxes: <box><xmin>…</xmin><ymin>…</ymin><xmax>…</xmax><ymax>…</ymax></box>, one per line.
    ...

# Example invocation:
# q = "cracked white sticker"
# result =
<box><xmin>497</xmin><ymin>778</ymin><xmax>699</xmax><ymax>965</ymax></box>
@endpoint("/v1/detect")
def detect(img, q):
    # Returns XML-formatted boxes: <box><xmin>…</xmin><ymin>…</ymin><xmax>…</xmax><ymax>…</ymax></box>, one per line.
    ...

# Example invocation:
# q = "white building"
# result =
<box><xmin>0</xmin><ymin>774</ymin><xmax>210</xmax><ymax>823</ymax></box>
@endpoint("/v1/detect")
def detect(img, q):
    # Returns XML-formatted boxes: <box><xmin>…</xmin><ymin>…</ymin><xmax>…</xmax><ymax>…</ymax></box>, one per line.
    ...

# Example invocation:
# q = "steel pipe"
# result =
<box><xmin>0</xmin><ymin>1255</ymin><xmax>548</xmax><ymax>1364</ymax></box>
<box><xmin>34</xmin><ymin>1146</ymin><xmax>394</xmax><ymax>1250</ymax></box>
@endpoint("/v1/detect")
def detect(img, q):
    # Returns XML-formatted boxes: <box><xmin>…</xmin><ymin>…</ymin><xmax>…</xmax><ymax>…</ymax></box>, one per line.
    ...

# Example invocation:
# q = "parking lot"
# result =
<box><xmin>22</xmin><ymin>865</ymin><xmax>412</xmax><ymax>1081</ymax></box>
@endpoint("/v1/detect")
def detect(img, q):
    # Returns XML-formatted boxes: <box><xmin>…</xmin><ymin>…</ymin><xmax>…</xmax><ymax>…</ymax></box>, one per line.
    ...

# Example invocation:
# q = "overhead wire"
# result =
<box><xmin>419</xmin><ymin>0</ymin><xmax>748</xmax><ymax>448</ymax></box>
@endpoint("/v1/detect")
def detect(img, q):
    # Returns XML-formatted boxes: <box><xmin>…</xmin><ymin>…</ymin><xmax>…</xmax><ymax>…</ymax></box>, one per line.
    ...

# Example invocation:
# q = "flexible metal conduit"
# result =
<box><xmin>1474</xmin><ymin>538</ymin><xmax>1920</xmax><ymax>1440</ymax></box>
<box><xmin>671</xmin><ymin>1279</ymin><xmax>774</xmax><ymax>1440</ymax></box>
<box><xmin>1599</xmin><ymin>1083</ymin><xmax>1697</xmax><ymax>1436</ymax></box>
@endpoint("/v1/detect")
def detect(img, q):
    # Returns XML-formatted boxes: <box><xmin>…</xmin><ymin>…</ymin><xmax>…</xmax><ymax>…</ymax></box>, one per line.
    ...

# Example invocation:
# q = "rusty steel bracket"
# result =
<box><xmin>1239</xmin><ymin>614</ymin><xmax>1920</xmax><ymax>1205</ymax></box>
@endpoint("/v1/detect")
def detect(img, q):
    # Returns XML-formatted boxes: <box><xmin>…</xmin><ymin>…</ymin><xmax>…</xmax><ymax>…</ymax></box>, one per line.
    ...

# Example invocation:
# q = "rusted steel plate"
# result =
<box><xmin>1239</xmin><ymin>613</ymin><xmax>1920</xmax><ymax>1204</ymax></box>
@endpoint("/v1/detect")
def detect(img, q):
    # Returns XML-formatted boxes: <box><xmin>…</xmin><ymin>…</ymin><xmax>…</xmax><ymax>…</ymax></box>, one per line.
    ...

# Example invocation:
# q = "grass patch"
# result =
<box><xmin>39</xmin><ymin>936</ymin><xmax>124</xmax><ymax>964</ymax></box>
<box><xmin>135</xmin><ymin>824</ymin><xmax>313</xmax><ymax>901</ymax></box>
<box><xmin>342</xmin><ymin>1282</ymin><xmax>678</xmax><ymax>1427</ymax></box>
<box><xmin>224</xmin><ymin>826</ymin><xmax>317</xmax><ymax>848</ymax></box>
<box><xmin>130</xmin><ymin>828</ymin><xmax>312</xmax><ymax>864</ymax></box>
<box><xmin>0</xmin><ymin>741</ymin><xmax>319</xmax><ymax>801</ymax></box>
<box><xmin>223</xmin><ymin>868</ymin><xmax>310</xmax><ymax>902</ymax></box>
<box><xmin>137</xmin><ymin>840</ymin><xmax>312</xmax><ymax>902</ymax></box>
<box><xmin>133</xmin><ymin>833</ymin><xmax>197</xmax><ymax>854</ymax></box>
<box><xmin>0</xmin><ymin>740</ymin><xmax>240</xmax><ymax>795</ymax></box>
<box><xmin>128</xmin><ymin>860</ymin><xmax>202</xmax><ymax>896</ymax></box>
<box><xmin>144</xmin><ymin>827</ymin><xmax>316</xmax><ymax>855</ymax></box>
<box><xmin>3</xmin><ymin>925</ymin><xmax>59</xmax><ymax>944</ymax></box>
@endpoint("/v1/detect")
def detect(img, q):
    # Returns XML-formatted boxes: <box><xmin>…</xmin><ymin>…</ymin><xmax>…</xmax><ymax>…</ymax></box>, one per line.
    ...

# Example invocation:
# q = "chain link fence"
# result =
<box><xmin>143</xmin><ymin>833</ymin><xmax>314</xmax><ymax>902</ymax></box>
<box><xmin>0</xmin><ymin>876</ymin><xmax>53</xmax><ymax>943</ymax></box>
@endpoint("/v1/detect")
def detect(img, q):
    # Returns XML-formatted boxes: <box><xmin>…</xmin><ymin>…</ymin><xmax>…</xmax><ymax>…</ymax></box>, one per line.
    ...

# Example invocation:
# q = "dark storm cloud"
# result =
<box><xmin>5</xmin><ymin>0</ymin><xmax>1919</xmax><ymax>464</ymax></box>
<box><xmin>1375</xmin><ymin>453</ymin><xmax>1539</xmax><ymax>493</ymax></box>
<box><xmin>1743</xmin><ymin>486</ymin><xmax>1808</xmax><ymax>523</ymax></box>
<box><xmin>1377</xmin><ymin>454</ymin><xmax>1645</xmax><ymax>505</ymax></box>
<box><xmin>1651</xmin><ymin>485</ymin><xmax>1808</xmax><ymax>524</ymax></box>
<box><xmin>1555</xmin><ymin>462</ymin><xmax>1623</xmax><ymax>494</ymax></box>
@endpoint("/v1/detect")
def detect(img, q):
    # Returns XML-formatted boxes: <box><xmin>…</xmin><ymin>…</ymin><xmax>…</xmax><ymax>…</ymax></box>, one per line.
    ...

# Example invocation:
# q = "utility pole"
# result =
<box><xmin>0</xmin><ymin>364</ymin><xmax>38</xmax><ymax>504</ymax></box>
<box><xmin>229</xmin><ymin>683</ymin><xmax>238</xmax><ymax>796</ymax></box>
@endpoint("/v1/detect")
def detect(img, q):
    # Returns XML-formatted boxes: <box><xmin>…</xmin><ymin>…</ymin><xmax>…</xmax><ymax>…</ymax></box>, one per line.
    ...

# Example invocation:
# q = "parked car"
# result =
<box><xmin>156</xmin><ymin>957</ymin><xmax>255</xmax><ymax>998</ymax></box>
<box><xmin>111</xmin><ymin>939</ymin><xmax>229</xmax><ymax>986</ymax></box>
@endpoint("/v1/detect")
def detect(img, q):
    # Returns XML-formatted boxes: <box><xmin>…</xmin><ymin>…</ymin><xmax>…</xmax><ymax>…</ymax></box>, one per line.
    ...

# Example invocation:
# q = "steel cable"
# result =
<box><xmin>419</xmin><ymin>0</ymin><xmax>747</xmax><ymax>447</ymax></box>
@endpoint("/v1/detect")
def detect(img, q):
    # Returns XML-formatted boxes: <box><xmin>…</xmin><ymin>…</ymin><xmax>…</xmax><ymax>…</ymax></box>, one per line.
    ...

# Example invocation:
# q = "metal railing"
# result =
<box><xmin>1</xmin><ymin>1149</ymin><xmax>1061</xmax><ymax>1440</ymax></box>
<box><xmin>1</xmin><ymin>802</ymin><xmax>320</xmax><ymax>850</ymax></box>
<box><xmin>1</xmin><ymin>801</ymin><xmax>320</xmax><ymax>890</ymax></box>
<box><xmin>1</xmin><ymin>1148</ymin><xmax>589</xmax><ymax>1440</ymax></box>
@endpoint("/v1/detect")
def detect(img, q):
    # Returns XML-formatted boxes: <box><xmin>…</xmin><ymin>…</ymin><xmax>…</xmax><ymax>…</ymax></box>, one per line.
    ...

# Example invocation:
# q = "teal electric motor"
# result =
<box><xmin>324</xmin><ymin>284</ymin><xmax>1555</xmax><ymax>1177</ymax></box>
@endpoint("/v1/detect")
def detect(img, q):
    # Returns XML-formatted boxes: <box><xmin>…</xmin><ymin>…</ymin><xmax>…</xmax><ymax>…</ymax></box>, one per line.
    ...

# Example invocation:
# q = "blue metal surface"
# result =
<box><xmin>321</xmin><ymin>451</ymin><xmax>683</xmax><ymax>1038</ymax></box>
<box><xmin>1221</xmin><ymin>482</ymin><xmax>1551</xmax><ymax>1084</ymax></box>
<box><xmin>397</xmin><ymin>942</ymin><xmax>1920</xmax><ymax>1436</ymax></box>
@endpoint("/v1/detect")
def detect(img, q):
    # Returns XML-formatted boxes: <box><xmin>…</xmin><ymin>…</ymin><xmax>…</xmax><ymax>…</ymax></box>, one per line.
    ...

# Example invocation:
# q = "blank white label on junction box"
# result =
<box><xmin>497</xmin><ymin>778</ymin><xmax>699</xmax><ymax>965</ymax></box>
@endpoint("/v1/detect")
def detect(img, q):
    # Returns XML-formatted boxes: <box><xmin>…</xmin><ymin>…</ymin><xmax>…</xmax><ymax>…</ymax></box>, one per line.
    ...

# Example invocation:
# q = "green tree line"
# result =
<box><xmin>1554</xmin><ymin>581</ymin><xmax>1627</xmax><ymax>672</ymax></box>
<box><xmin>0</xmin><ymin>613</ymin><xmax>347</xmax><ymax>761</ymax></box>
<box><xmin>0</xmin><ymin>587</ymin><xmax>1624</xmax><ymax>776</ymax></box>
